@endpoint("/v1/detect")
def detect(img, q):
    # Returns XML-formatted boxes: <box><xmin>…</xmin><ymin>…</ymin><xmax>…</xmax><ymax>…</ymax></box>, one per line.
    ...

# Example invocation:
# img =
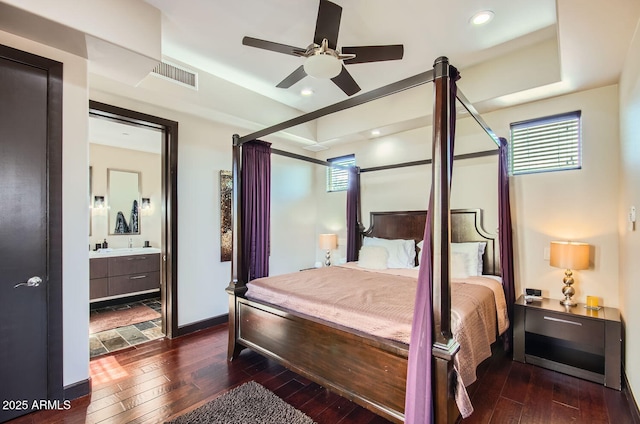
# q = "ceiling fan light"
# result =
<box><xmin>304</xmin><ymin>53</ymin><xmax>341</xmax><ymax>79</ymax></box>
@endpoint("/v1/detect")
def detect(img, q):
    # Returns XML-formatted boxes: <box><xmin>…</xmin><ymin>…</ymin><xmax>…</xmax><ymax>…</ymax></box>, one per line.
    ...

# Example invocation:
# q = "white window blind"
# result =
<box><xmin>327</xmin><ymin>154</ymin><xmax>355</xmax><ymax>192</ymax></box>
<box><xmin>509</xmin><ymin>111</ymin><xmax>582</xmax><ymax>175</ymax></box>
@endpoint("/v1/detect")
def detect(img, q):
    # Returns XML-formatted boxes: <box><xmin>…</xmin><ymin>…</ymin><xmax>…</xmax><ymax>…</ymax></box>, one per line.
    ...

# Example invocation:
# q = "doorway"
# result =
<box><xmin>88</xmin><ymin>101</ymin><xmax>178</xmax><ymax>354</ymax></box>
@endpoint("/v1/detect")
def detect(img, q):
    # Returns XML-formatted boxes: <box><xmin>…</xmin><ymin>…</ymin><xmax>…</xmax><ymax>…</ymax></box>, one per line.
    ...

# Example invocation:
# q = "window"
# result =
<box><xmin>327</xmin><ymin>154</ymin><xmax>355</xmax><ymax>192</ymax></box>
<box><xmin>509</xmin><ymin>111</ymin><xmax>582</xmax><ymax>175</ymax></box>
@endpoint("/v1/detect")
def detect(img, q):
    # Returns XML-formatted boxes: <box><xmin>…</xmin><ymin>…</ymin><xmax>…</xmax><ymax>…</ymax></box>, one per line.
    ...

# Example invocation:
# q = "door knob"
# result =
<box><xmin>14</xmin><ymin>276</ymin><xmax>43</xmax><ymax>288</ymax></box>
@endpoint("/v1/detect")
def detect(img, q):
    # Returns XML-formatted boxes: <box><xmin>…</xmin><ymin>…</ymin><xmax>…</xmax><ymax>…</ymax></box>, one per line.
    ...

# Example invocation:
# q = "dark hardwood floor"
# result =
<box><xmin>6</xmin><ymin>324</ymin><xmax>638</xmax><ymax>424</ymax></box>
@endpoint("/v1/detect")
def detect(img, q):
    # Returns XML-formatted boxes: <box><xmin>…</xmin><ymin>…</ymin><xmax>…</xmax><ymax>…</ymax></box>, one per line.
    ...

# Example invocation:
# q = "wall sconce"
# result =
<box><xmin>319</xmin><ymin>234</ymin><xmax>338</xmax><ymax>266</ymax></box>
<box><xmin>93</xmin><ymin>196</ymin><xmax>105</xmax><ymax>209</ymax></box>
<box><xmin>141</xmin><ymin>198</ymin><xmax>151</xmax><ymax>210</ymax></box>
<box><xmin>550</xmin><ymin>241</ymin><xmax>590</xmax><ymax>307</ymax></box>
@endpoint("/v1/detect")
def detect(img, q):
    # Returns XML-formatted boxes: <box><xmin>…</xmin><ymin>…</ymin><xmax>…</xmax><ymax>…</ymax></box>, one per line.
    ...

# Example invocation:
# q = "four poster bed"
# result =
<box><xmin>226</xmin><ymin>57</ymin><xmax>515</xmax><ymax>424</ymax></box>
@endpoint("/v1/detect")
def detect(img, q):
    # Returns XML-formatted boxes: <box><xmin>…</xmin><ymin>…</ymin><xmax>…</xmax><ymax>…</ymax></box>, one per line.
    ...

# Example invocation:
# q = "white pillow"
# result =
<box><xmin>416</xmin><ymin>240</ymin><xmax>486</xmax><ymax>276</ymax></box>
<box><xmin>451</xmin><ymin>242</ymin><xmax>486</xmax><ymax>276</ymax></box>
<box><xmin>451</xmin><ymin>252</ymin><xmax>470</xmax><ymax>278</ymax></box>
<box><xmin>363</xmin><ymin>237</ymin><xmax>416</xmax><ymax>268</ymax></box>
<box><xmin>357</xmin><ymin>246</ymin><xmax>389</xmax><ymax>270</ymax></box>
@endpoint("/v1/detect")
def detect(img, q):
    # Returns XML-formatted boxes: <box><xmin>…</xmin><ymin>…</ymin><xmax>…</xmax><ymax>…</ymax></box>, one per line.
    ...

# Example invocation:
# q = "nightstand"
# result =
<box><xmin>513</xmin><ymin>295</ymin><xmax>621</xmax><ymax>390</ymax></box>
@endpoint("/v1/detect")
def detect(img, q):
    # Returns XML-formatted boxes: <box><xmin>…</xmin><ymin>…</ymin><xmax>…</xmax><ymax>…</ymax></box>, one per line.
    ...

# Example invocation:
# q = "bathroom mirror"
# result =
<box><xmin>108</xmin><ymin>169</ymin><xmax>141</xmax><ymax>235</ymax></box>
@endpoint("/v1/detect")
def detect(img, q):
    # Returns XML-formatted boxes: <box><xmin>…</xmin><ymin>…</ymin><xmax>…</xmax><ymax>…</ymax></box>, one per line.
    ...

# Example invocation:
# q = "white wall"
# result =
<box><xmin>270</xmin><ymin>154</ymin><xmax>318</xmax><ymax>274</ymax></box>
<box><xmin>315</xmin><ymin>120</ymin><xmax>500</xmax><ymax>265</ymax></box>
<box><xmin>0</xmin><ymin>30</ymin><xmax>90</xmax><ymax>388</ymax></box>
<box><xmin>89</xmin><ymin>144</ymin><xmax>162</xmax><ymax>249</ymax></box>
<box><xmin>619</xmin><ymin>15</ymin><xmax>640</xmax><ymax>407</ymax></box>
<box><xmin>0</xmin><ymin>0</ymin><xmax>161</xmax><ymax>85</ymax></box>
<box><xmin>486</xmin><ymin>85</ymin><xmax>620</xmax><ymax>306</ymax></box>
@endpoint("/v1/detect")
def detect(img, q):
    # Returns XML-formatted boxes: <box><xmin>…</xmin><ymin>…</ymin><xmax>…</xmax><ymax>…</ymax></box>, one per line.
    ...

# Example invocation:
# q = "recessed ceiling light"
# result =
<box><xmin>300</xmin><ymin>88</ymin><xmax>314</xmax><ymax>96</ymax></box>
<box><xmin>470</xmin><ymin>10</ymin><xmax>494</xmax><ymax>26</ymax></box>
<box><xmin>371</xmin><ymin>129</ymin><xmax>381</xmax><ymax>136</ymax></box>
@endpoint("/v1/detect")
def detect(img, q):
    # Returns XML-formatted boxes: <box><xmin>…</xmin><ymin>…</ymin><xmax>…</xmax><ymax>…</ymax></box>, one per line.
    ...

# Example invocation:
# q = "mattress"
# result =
<box><xmin>246</xmin><ymin>263</ymin><xmax>509</xmax><ymax>387</ymax></box>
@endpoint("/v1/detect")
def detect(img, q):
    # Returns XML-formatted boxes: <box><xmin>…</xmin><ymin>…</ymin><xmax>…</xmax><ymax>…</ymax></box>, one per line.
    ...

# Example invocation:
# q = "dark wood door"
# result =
<box><xmin>0</xmin><ymin>45</ymin><xmax>63</xmax><ymax>422</ymax></box>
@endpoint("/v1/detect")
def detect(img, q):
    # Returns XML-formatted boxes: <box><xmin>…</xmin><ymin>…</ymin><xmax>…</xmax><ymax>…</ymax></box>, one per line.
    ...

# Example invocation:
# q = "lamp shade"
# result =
<box><xmin>304</xmin><ymin>54</ymin><xmax>341</xmax><ymax>79</ymax></box>
<box><xmin>319</xmin><ymin>233</ymin><xmax>338</xmax><ymax>250</ymax></box>
<box><xmin>550</xmin><ymin>241</ymin><xmax>589</xmax><ymax>270</ymax></box>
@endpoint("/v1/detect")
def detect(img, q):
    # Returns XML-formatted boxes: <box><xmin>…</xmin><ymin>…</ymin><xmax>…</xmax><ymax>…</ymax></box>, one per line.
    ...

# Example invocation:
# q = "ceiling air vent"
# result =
<box><xmin>151</xmin><ymin>61</ymin><xmax>198</xmax><ymax>89</ymax></box>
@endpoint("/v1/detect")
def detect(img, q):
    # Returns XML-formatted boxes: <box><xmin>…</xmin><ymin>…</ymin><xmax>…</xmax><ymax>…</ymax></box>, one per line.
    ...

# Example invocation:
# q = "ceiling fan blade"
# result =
<box><xmin>276</xmin><ymin>65</ymin><xmax>307</xmax><ymax>88</ymax></box>
<box><xmin>342</xmin><ymin>45</ymin><xmax>404</xmax><ymax>64</ymax></box>
<box><xmin>331</xmin><ymin>66</ymin><xmax>361</xmax><ymax>96</ymax></box>
<box><xmin>314</xmin><ymin>0</ymin><xmax>342</xmax><ymax>50</ymax></box>
<box><xmin>243</xmin><ymin>36</ymin><xmax>306</xmax><ymax>57</ymax></box>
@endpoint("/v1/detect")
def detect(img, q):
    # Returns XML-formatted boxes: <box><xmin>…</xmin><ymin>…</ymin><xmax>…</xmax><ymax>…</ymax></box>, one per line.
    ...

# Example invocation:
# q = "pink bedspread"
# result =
<box><xmin>245</xmin><ymin>263</ymin><xmax>509</xmax><ymax>388</ymax></box>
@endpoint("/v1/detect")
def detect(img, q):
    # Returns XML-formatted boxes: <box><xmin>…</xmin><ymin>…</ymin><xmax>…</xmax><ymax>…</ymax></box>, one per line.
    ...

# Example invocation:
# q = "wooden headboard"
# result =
<box><xmin>362</xmin><ymin>209</ymin><xmax>500</xmax><ymax>276</ymax></box>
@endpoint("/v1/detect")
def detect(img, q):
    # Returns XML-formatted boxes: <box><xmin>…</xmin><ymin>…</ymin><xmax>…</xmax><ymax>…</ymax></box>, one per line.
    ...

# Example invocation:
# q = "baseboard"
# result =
<box><xmin>63</xmin><ymin>378</ymin><xmax>91</xmax><ymax>400</ymax></box>
<box><xmin>176</xmin><ymin>314</ymin><xmax>228</xmax><ymax>337</ymax></box>
<box><xmin>623</xmin><ymin>370</ymin><xmax>640</xmax><ymax>424</ymax></box>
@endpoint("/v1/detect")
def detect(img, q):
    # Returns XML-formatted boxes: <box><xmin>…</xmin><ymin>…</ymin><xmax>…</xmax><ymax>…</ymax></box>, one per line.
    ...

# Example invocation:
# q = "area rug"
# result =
<box><xmin>165</xmin><ymin>381</ymin><xmax>316</xmax><ymax>424</ymax></box>
<box><xmin>89</xmin><ymin>304</ymin><xmax>160</xmax><ymax>334</ymax></box>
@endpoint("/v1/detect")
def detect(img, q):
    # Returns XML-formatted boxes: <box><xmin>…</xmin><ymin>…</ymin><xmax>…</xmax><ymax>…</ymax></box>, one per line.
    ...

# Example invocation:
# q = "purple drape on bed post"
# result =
<box><xmin>498</xmin><ymin>137</ymin><xmax>515</xmax><ymax>351</ymax></box>
<box><xmin>241</xmin><ymin>140</ymin><xmax>271</xmax><ymax>281</ymax></box>
<box><xmin>346</xmin><ymin>166</ymin><xmax>361</xmax><ymax>262</ymax></box>
<box><xmin>405</xmin><ymin>205</ymin><xmax>435</xmax><ymax>424</ymax></box>
<box><xmin>405</xmin><ymin>63</ymin><xmax>459</xmax><ymax>424</ymax></box>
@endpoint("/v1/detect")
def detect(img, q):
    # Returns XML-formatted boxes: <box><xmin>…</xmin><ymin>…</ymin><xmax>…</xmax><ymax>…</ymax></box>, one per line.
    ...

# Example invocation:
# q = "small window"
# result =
<box><xmin>509</xmin><ymin>111</ymin><xmax>582</xmax><ymax>175</ymax></box>
<box><xmin>327</xmin><ymin>154</ymin><xmax>355</xmax><ymax>192</ymax></box>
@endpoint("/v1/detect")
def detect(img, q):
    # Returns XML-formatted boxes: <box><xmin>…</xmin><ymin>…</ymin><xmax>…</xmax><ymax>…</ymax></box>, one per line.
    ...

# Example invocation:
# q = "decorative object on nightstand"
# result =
<box><xmin>586</xmin><ymin>295</ymin><xmax>602</xmax><ymax>310</ymax></box>
<box><xmin>550</xmin><ymin>241</ymin><xmax>589</xmax><ymax>307</ymax></box>
<box><xmin>319</xmin><ymin>234</ymin><xmax>338</xmax><ymax>266</ymax></box>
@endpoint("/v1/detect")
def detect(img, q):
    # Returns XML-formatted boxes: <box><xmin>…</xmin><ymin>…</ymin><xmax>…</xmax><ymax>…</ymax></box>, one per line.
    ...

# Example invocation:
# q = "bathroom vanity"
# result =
<box><xmin>89</xmin><ymin>248</ymin><xmax>161</xmax><ymax>302</ymax></box>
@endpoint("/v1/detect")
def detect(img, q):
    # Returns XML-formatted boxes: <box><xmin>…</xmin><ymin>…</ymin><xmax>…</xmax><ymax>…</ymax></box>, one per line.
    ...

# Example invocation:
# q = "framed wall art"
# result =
<box><xmin>219</xmin><ymin>170</ymin><xmax>232</xmax><ymax>262</ymax></box>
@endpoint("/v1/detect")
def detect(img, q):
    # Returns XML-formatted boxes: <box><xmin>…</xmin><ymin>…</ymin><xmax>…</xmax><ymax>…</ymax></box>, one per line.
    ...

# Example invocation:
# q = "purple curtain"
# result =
<box><xmin>498</xmin><ymin>137</ymin><xmax>515</xmax><ymax>351</ymax></box>
<box><xmin>241</xmin><ymin>140</ymin><xmax>271</xmax><ymax>281</ymax></box>
<box><xmin>346</xmin><ymin>166</ymin><xmax>361</xmax><ymax>262</ymax></box>
<box><xmin>405</xmin><ymin>66</ymin><xmax>459</xmax><ymax>424</ymax></box>
<box><xmin>405</xmin><ymin>205</ymin><xmax>435</xmax><ymax>424</ymax></box>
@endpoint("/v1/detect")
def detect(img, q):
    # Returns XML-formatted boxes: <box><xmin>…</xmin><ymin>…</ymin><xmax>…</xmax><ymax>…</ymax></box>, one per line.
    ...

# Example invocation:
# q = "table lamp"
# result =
<box><xmin>319</xmin><ymin>234</ymin><xmax>338</xmax><ymax>266</ymax></box>
<box><xmin>550</xmin><ymin>241</ymin><xmax>590</xmax><ymax>307</ymax></box>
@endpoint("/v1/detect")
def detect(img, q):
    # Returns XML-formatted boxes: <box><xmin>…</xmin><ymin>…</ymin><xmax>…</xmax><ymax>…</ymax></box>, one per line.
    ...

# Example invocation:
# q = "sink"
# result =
<box><xmin>90</xmin><ymin>247</ymin><xmax>161</xmax><ymax>258</ymax></box>
<box><xmin>109</xmin><ymin>247</ymin><xmax>148</xmax><ymax>253</ymax></box>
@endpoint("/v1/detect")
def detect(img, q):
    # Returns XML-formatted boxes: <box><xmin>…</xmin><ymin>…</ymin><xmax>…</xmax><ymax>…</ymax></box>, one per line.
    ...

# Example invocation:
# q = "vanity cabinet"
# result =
<box><xmin>90</xmin><ymin>253</ymin><xmax>160</xmax><ymax>302</ymax></box>
<box><xmin>89</xmin><ymin>258</ymin><xmax>109</xmax><ymax>300</ymax></box>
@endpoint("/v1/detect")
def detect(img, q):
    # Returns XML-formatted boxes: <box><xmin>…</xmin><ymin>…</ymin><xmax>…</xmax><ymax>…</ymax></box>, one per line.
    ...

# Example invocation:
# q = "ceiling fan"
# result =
<box><xmin>242</xmin><ymin>0</ymin><xmax>404</xmax><ymax>96</ymax></box>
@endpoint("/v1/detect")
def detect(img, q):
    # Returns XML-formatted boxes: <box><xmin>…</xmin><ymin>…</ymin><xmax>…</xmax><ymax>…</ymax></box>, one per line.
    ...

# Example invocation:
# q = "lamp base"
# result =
<box><xmin>560</xmin><ymin>268</ymin><xmax>576</xmax><ymax>307</ymax></box>
<box><xmin>324</xmin><ymin>249</ymin><xmax>331</xmax><ymax>267</ymax></box>
<box><xmin>560</xmin><ymin>298</ymin><xmax>577</xmax><ymax>307</ymax></box>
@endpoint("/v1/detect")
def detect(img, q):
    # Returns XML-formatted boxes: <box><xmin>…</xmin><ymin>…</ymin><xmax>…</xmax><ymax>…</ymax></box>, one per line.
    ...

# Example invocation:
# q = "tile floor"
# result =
<box><xmin>89</xmin><ymin>297</ymin><xmax>164</xmax><ymax>358</ymax></box>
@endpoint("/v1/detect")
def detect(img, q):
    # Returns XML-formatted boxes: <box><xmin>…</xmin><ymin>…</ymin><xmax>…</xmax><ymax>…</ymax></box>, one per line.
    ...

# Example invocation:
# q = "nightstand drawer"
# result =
<box><xmin>525</xmin><ymin>308</ymin><xmax>604</xmax><ymax>346</ymax></box>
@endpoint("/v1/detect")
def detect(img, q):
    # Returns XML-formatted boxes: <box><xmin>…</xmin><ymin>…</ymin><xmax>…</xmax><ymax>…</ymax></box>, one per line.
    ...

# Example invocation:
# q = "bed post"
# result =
<box><xmin>226</xmin><ymin>134</ymin><xmax>247</xmax><ymax>360</ymax></box>
<box><xmin>431</xmin><ymin>56</ymin><xmax>461</xmax><ymax>424</ymax></box>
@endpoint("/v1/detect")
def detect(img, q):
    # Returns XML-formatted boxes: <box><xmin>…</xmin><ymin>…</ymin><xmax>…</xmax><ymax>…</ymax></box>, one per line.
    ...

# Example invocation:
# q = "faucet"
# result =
<box><xmin>128</xmin><ymin>237</ymin><xmax>133</xmax><ymax>248</ymax></box>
